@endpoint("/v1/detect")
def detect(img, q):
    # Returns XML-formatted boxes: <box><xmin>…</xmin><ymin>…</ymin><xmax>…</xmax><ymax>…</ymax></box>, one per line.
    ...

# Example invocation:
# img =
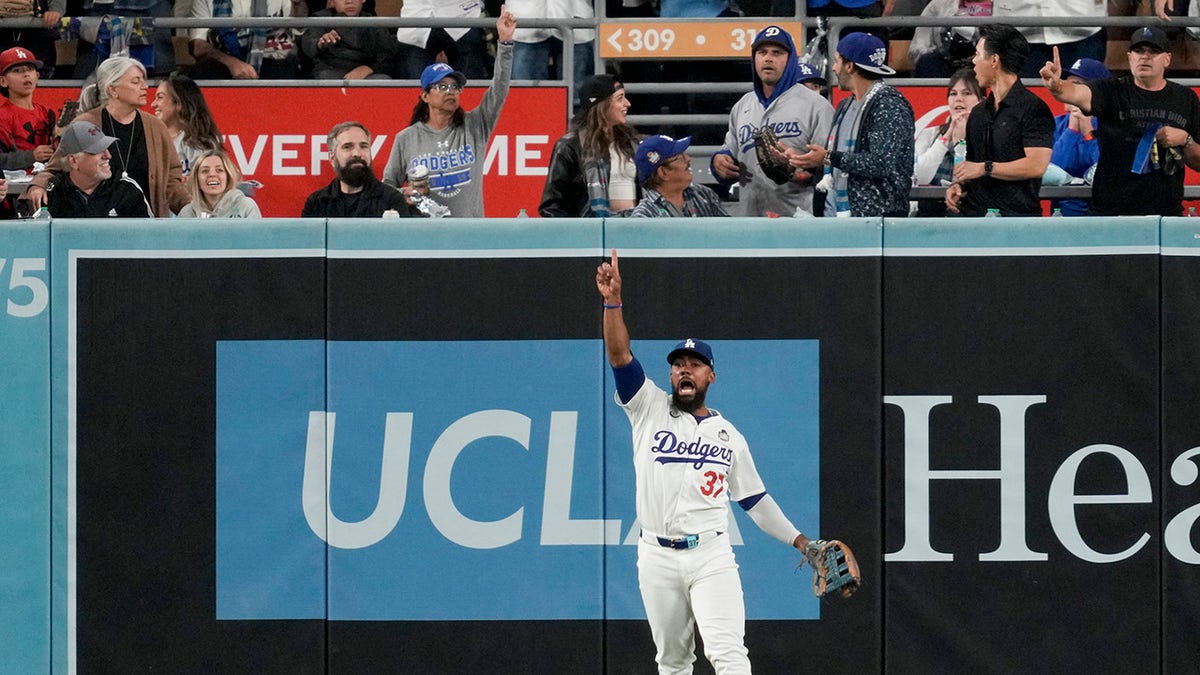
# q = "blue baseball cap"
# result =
<box><xmin>752</xmin><ymin>25</ymin><xmax>792</xmax><ymax>53</ymax></box>
<box><xmin>667</xmin><ymin>338</ymin><xmax>714</xmax><ymax>369</ymax></box>
<box><xmin>1066</xmin><ymin>57</ymin><xmax>1110</xmax><ymax>81</ymax></box>
<box><xmin>797</xmin><ymin>61</ymin><xmax>826</xmax><ymax>84</ymax></box>
<box><xmin>636</xmin><ymin>135</ymin><xmax>691</xmax><ymax>183</ymax></box>
<box><xmin>836</xmin><ymin>32</ymin><xmax>896</xmax><ymax>76</ymax></box>
<box><xmin>420</xmin><ymin>62</ymin><xmax>466</xmax><ymax>90</ymax></box>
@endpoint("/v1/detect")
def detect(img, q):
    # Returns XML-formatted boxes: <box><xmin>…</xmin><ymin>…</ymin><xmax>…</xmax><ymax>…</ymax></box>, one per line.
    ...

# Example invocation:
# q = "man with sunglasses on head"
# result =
<box><xmin>1040</xmin><ymin>26</ymin><xmax>1200</xmax><ymax>217</ymax></box>
<box><xmin>381</xmin><ymin>6</ymin><xmax>517</xmax><ymax>218</ymax></box>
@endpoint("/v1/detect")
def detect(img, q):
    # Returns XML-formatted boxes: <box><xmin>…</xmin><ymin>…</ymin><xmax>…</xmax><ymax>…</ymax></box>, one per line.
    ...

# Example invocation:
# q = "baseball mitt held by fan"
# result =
<box><xmin>754</xmin><ymin>125</ymin><xmax>795</xmax><ymax>185</ymax></box>
<box><xmin>803</xmin><ymin>539</ymin><xmax>861</xmax><ymax>598</ymax></box>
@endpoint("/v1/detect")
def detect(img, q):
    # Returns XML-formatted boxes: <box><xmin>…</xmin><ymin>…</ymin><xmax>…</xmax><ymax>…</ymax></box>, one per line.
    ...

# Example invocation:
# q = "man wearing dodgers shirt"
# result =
<box><xmin>595</xmin><ymin>249</ymin><xmax>812</xmax><ymax>674</ymax></box>
<box><xmin>711</xmin><ymin>25</ymin><xmax>834</xmax><ymax>217</ymax></box>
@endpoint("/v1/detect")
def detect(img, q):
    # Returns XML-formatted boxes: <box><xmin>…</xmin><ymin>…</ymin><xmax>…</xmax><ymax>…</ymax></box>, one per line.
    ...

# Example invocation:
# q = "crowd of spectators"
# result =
<box><xmin>0</xmin><ymin>2</ymin><xmax>1198</xmax><ymax>220</ymax></box>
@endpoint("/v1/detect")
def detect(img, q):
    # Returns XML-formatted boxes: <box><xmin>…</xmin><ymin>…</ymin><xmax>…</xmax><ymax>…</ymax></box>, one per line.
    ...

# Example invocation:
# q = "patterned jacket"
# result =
<box><xmin>826</xmin><ymin>84</ymin><xmax>915</xmax><ymax>217</ymax></box>
<box><xmin>629</xmin><ymin>185</ymin><xmax>728</xmax><ymax>217</ymax></box>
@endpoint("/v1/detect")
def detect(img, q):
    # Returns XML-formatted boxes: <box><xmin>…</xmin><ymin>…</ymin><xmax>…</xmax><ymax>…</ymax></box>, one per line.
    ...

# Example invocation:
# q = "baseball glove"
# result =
<box><xmin>754</xmin><ymin>125</ymin><xmax>795</xmax><ymax>185</ymax></box>
<box><xmin>802</xmin><ymin>539</ymin><xmax>861</xmax><ymax>598</ymax></box>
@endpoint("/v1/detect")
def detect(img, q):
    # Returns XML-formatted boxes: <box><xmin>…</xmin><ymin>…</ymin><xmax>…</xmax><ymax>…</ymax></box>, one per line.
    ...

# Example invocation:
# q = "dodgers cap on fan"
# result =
<box><xmin>0</xmin><ymin>46</ymin><xmax>41</xmax><ymax>74</ymax></box>
<box><xmin>797</xmin><ymin>61</ymin><xmax>826</xmax><ymax>84</ymax></box>
<box><xmin>1066</xmin><ymin>57</ymin><xmax>1110</xmax><ymax>81</ymax></box>
<box><xmin>667</xmin><ymin>338</ymin><xmax>714</xmax><ymax>369</ymax></box>
<box><xmin>420</xmin><ymin>62</ymin><xmax>466</xmax><ymax>90</ymax></box>
<box><xmin>59</xmin><ymin>120</ymin><xmax>118</xmax><ymax>155</ymax></box>
<box><xmin>635</xmin><ymin>134</ymin><xmax>691</xmax><ymax>182</ymax></box>
<box><xmin>751</xmin><ymin>25</ymin><xmax>792</xmax><ymax>53</ymax></box>
<box><xmin>1129</xmin><ymin>26</ymin><xmax>1170</xmax><ymax>53</ymax></box>
<box><xmin>836</xmin><ymin>32</ymin><xmax>897</xmax><ymax>76</ymax></box>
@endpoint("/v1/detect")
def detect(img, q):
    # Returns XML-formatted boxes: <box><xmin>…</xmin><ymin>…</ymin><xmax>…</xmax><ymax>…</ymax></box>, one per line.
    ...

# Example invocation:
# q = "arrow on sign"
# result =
<box><xmin>607</xmin><ymin>27</ymin><xmax>623</xmax><ymax>53</ymax></box>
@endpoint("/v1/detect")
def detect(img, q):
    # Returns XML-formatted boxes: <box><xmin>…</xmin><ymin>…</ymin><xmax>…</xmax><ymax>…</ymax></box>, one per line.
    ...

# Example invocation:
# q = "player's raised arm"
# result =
<box><xmin>596</xmin><ymin>249</ymin><xmax>633</xmax><ymax>367</ymax></box>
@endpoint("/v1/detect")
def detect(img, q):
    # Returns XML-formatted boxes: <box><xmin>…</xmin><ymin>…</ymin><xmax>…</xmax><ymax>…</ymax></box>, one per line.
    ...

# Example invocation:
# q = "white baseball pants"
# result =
<box><xmin>636</xmin><ymin>534</ymin><xmax>750</xmax><ymax>674</ymax></box>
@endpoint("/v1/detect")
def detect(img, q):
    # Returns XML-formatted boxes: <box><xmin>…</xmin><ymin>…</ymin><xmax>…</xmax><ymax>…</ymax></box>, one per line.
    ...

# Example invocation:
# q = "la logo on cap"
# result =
<box><xmin>684</xmin><ymin>339</ymin><xmax>696</xmax><ymax>348</ymax></box>
<box><xmin>15</xmin><ymin>48</ymin><xmax>28</xmax><ymax>59</ymax></box>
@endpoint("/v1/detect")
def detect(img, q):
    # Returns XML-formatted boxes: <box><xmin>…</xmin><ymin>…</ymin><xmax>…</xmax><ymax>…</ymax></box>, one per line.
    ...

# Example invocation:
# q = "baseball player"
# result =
<box><xmin>596</xmin><ymin>249</ymin><xmax>812</xmax><ymax>674</ymax></box>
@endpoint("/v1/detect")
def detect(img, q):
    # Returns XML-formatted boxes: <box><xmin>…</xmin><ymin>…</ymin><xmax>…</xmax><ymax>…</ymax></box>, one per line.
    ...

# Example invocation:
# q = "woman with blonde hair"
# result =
<box><xmin>178</xmin><ymin>150</ymin><xmax>261</xmax><ymax>218</ymax></box>
<box><xmin>26</xmin><ymin>56</ymin><xmax>189</xmax><ymax>216</ymax></box>
<box><xmin>539</xmin><ymin>74</ymin><xmax>641</xmax><ymax>217</ymax></box>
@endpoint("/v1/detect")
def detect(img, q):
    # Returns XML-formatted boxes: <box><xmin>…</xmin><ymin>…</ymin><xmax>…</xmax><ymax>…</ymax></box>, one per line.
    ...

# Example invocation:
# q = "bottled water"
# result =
<box><xmin>31</xmin><ymin>206</ymin><xmax>51</xmax><ymax>219</ymax></box>
<box><xmin>953</xmin><ymin>140</ymin><xmax>967</xmax><ymax>167</ymax></box>
<box><xmin>984</xmin><ymin>208</ymin><xmax>1001</xmax><ymax>218</ymax></box>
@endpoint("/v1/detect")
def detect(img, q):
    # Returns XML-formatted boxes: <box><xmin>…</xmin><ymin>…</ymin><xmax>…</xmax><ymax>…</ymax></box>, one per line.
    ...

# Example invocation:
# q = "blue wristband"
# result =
<box><xmin>603</xmin><ymin>303</ymin><xmax>623</xmax><ymax>310</ymax></box>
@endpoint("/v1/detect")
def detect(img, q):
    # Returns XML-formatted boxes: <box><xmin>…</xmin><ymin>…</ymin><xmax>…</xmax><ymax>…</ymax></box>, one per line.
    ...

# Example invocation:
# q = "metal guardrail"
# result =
<box><xmin>12</xmin><ymin>13</ymin><xmax>1200</xmax><ymax>146</ymax></box>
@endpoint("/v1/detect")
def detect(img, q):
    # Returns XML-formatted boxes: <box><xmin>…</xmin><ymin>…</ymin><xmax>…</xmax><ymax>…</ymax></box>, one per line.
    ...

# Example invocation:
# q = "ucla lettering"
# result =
<box><xmin>650</xmin><ymin>430</ymin><xmax>734</xmax><ymax>469</ymax></box>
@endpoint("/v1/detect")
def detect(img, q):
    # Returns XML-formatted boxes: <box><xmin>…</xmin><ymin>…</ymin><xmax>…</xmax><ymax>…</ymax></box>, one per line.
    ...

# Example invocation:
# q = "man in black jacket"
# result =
<box><xmin>302</xmin><ymin>121</ymin><xmax>421</xmax><ymax>218</ymax></box>
<box><xmin>44</xmin><ymin>121</ymin><xmax>153</xmax><ymax>218</ymax></box>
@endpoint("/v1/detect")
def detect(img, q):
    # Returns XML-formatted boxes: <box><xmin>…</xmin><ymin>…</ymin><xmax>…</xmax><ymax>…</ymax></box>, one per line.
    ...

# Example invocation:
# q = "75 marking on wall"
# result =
<box><xmin>1</xmin><ymin>257</ymin><xmax>48</xmax><ymax>318</ymax></box>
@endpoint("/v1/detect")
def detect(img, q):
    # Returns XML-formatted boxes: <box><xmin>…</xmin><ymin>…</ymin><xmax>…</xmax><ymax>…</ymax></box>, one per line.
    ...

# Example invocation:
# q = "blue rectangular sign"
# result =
<box><xmin>216</xmin><ymin>339</ymin><xmax>819</xmax><ymax>621</ymax></box>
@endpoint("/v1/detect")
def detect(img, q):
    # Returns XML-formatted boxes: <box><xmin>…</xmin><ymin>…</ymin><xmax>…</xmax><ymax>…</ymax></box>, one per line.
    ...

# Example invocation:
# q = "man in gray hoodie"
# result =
<box><xmin>381</xmin><ymin>7</ymin><xmax>517</xmax><ymax>218</ymax></box>
<box><xmin>710</xmin><ymin>25</ymin><xmax>834</xmax><ymax>217</ymax></box>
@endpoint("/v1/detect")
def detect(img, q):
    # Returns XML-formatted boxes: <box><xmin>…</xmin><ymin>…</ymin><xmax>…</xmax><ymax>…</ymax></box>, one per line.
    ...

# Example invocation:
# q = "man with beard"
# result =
<box><xmin>43</xmin><ymin>121</ymin><xmax>152</xmax><ymax>218</ymax></box>
<box><xmin>786</xmin><ymin>32</ymin><xmax>915</xmax><ymax>217</ymax></box>
<box><xmin>302</xmin><ymin>121</ymin><xmax>420</xmax><ymax>218</ymax></box>
<box><xmin>595</xmin><ymin>249</ymin><xmax>815</xmax><ymax>674</ymax></box>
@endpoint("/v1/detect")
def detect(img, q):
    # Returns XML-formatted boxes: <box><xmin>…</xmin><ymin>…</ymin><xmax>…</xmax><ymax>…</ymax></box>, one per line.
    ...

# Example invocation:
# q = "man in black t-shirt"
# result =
<box><xmin>1040</xmin><ymin>26</ymin><xmax>1200</xmax><ymax>216</ymax></box>
<box><xmin>946</xmin><ymin>24</ymin><xmax>1055</xmax><ymax>217</ymax></box>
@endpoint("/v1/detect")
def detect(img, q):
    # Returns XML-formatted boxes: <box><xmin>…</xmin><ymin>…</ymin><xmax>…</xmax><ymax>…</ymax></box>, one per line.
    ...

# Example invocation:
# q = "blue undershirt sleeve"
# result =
<box><xmin>612</xmin><ymin>356</ymin><xmax>646</xmax><ymax>404</ymax></box>
<box><xmin>737</xmin><ymin>492</ymin><xmax>766</xmax><ymax>511</ymax></box>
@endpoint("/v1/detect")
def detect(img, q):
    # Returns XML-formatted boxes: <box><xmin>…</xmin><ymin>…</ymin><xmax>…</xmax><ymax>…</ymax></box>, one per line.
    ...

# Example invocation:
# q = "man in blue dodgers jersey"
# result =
<box><xmin>596</xmin><ymin>249</ymin><xmax>815</xmax><ymax>674</ymax></box>
<box><xmin>380</xmin><ymin>6</ymin><xmax>517</xmax><ymax>217</ymax></box>
<box><xmin>711</xmin><ymin>25</ymin><xmax>834</xmax><ymax>217</ymax></box>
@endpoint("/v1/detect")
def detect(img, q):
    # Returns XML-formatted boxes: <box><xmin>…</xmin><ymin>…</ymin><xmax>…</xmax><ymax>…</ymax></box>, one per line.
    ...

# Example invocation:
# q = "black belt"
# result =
<box><xmin>647</xmin><ymin>530</ymin><xmax>723</xmax><ymax>550</ymax></box>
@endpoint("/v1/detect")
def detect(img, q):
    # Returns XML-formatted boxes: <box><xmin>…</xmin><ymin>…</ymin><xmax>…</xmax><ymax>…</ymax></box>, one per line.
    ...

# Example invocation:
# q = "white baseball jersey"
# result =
<box><xmin>619</xmin><ymin>374</ymin><xmax>768</xmax><ymax>538</ymax></box>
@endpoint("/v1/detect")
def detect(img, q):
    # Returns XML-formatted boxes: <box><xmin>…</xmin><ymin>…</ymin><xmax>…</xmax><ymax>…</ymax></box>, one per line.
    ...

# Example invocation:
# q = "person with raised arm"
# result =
<box><xmin>1040</xmin><ymin>26</ymin><xmax>1200</xmax><ymax>216</ymax></box>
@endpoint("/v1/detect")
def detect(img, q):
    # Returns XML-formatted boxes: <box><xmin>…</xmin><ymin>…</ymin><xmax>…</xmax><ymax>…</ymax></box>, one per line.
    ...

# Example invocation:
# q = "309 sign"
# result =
<box><xmin>599</xmin><ymin>21</ymin><xmax>805</xmax><ymax>59</ymax></box>
<box><xmin>1</xmin><ymin>257</ymin><xmax>49</xmax><ymax>318</ymax></box>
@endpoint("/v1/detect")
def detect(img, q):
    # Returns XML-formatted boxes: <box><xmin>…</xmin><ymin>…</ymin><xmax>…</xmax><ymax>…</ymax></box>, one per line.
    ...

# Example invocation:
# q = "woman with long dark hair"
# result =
<box><xmin>152</xmin><ymin>72</ymin><xmax>223</xmax><ymax>178</ymax></box>
<box><xmin>912</xmin><ymin>68</ymin><xmax>983</xmax><ymax>216</ymax></box>
<box><xmin>539</xmin><ymin>74</ymin><xmax>641</xmax><ymax>217</ymax></box>
<box><xmin>380</xmin><ymin>8</ymin><xmax>517</xmax><ymax>218</ymax></box>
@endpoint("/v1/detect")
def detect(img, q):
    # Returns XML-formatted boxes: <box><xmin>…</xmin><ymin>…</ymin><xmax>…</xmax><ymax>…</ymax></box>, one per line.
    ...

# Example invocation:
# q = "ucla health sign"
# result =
<box><xmin>216</xmin><ymin>338</ymin><xmax>820</xmax><ymax>621</ymax></box>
